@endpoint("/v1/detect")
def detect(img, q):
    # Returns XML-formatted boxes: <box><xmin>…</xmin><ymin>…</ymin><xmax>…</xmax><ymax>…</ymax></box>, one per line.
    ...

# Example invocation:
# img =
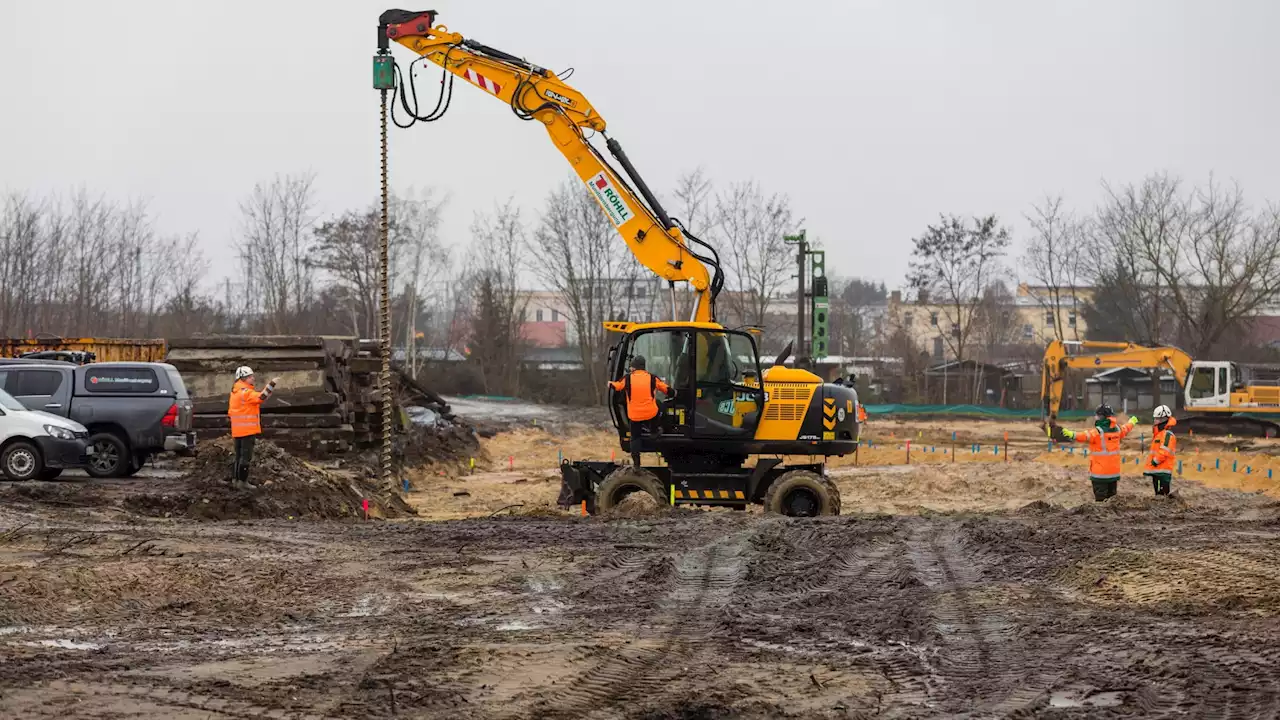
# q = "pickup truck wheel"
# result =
<box><xmin>2</xmin><ymin>441</ymin><xmax>43</xmax><ymax>482</ymax></box>
<box><xmin>119</xmin><ymin>454</ymin><xmax>146</xmax><ymax>478</ymax></box>
<box><xmin>86</xmin><ymin>433</ymin><xmax>128</xmax><ymax>478</ymax></box>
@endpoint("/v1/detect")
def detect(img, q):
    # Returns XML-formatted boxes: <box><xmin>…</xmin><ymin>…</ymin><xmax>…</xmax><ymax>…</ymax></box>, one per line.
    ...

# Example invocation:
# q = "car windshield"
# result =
<box><xmin>0</xmin><ymin>387</ymin><xmax>27</xmax><ymax>412</ymax></box>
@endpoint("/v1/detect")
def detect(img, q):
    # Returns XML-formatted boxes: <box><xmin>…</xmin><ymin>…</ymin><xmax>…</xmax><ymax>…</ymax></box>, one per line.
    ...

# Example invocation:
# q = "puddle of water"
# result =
<box><xmin>496</xmin><ymin>621</ymin><xmax>542</xmax><ymax>631</ymax></box>
<box><xmin>21</xmin><ymin>639</ymin><xmax>101</xmax><ymax>651</ymax></box>
<box><xmin>339</xmin><ymin>595</ymin><xmax>389</xmax><ymax>618</ymax></box>
<box><xmin>526</xmin><ymin>578</ymin><xmax>563</xmax><ymax>593</ymax></box>
<box><xmin>1049</xmin><ymin>689</ymin><xmax>1125</xmax><ymax>708</ymax></box>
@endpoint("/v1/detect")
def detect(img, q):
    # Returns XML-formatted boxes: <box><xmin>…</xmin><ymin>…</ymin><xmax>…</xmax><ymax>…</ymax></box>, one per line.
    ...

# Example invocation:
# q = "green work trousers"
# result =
<box><xmin>1090</xmin><ymin>476</ymin><xmax>1118</xmax><ymax>502</ymax></box>
<box><xmin>1145</xmin><ymin>471</ymin><xmax>1172</xmax><ymax>496</ymax></box>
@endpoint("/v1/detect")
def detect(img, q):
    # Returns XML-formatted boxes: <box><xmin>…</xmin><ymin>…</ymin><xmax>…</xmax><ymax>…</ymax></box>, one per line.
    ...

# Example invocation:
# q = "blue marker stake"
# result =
<box><xmin>1216</xmin><ymin>458</ymin><xmax>1220</xmax><ymax>470</ymax></box>
<box><xmin>1197</xmin><ymin>463</ymin><xmax>1202</xmax><ymax>472</ymax></box>
<box><xmin>1233</xmin><ymin>460</ymin><xmax>1238</xmax><ymax>473</ymax></box>
<box><xmin>1177</xmin><ymin>460</ymin><xmax>1182</xmax><ymax>475</ymax></box>
<box><xmin>402</xmin><ymin>478</ymin><xmax>409</xmax><ymax>493</ymax></box>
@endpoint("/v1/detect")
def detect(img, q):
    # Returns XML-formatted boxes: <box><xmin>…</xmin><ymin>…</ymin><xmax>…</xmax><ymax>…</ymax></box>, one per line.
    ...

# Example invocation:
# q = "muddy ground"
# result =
<box><xmin>4</xmin><ymin>431</ymin><xmax>1280</xmax><ymax>719</ymax></box>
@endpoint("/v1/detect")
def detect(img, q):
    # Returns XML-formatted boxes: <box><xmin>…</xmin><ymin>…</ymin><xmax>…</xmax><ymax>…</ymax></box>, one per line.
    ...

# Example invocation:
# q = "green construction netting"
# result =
<box><xmin>864</xmin><ymin>404</ymin><xmax>1092</xmax><ymax>420</ymax></box>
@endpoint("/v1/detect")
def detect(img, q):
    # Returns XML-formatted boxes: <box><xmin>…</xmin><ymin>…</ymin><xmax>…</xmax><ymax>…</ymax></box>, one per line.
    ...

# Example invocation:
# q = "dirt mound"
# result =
<box><xmin>600</xmin><ymin>491</ymin><xmax>674</xmax><ymax>519</ymax></box>
<box><xmin>124</xmin><ymin>437</ymin><xmax>415</xmax><ymax>521</ymax></box>
<box><xmin>1061</xmin><ymin>546</ymin><xmax>1280</xmax><ymax>615</ymax></box>
<box><xmin>396</xmin><ymin>419</ymin><xmax>481</xmax><ymax>466</ymax></box>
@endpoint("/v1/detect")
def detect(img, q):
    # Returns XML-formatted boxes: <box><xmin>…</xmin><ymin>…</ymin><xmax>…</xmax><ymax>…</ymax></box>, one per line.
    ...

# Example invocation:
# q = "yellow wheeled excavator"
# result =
<box><xmin>1042</xmin><ymin>339</ymin><xmax>1280</xmax><ymax>438</ymax></box>
<box><xmin>378</xmin><ymin>10</ymin><xmax>859</xmax><ymax>515</ymax></box>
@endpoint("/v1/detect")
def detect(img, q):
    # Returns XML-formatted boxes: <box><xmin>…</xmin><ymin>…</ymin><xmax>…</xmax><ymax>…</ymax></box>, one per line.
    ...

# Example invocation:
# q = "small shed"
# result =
<box><xmin>922</xmin><ymin>359</ymin><xmax>1018</xmax><ymax>406</ymax></box>
<box><xmin>1085</xmin><ymin>368</ymin><xmax>1179</xmax><ymax>414</ymax></box>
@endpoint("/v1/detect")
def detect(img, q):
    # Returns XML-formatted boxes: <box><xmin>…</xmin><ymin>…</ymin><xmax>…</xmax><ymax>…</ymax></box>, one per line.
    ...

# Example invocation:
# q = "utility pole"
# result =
<box><xmin>784</xmin><ymin>230</ymin><xmax>807</xmax><ymax>366</ymax></box>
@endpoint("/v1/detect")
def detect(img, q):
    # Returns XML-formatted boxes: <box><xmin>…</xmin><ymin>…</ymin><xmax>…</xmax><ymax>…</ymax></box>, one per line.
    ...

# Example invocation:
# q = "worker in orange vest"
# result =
<box><xmin>1144</xmin><ymin>404</ymin><xmax>1177</xmax><ymax>496</ymax></box>
<box><xmin>228</xmin><ymin>366</ymin><xmax>279</xmax><ymax>485</ymax></box>
<box><xmin>608</xmin><ymin>355</ymin><xmax>670</xmax><ymax>467</ymax></box>
<box><xmin>1052</xmin><ymin>404</ymin><xmax>1138</xmax><ymax>501</ymax></box>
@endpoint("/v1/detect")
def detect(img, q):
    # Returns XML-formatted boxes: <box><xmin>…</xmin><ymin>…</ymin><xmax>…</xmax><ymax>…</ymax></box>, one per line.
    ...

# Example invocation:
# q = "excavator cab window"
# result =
<box><xmin>692</xmin><ymin>330</ymin><xmax>763</xmax><ymax>438</ymax></box>
<box><xmin>619</xmin><ymin>329</ymin><xmax>693</xmax><ymax>436</ymax></box>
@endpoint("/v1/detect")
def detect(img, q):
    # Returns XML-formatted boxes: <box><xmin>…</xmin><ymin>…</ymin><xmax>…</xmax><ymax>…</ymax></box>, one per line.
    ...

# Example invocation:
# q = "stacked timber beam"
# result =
<box><xmin>167</xmin><ymin>336</ymin><xmax>450</xmax><ymax>456</ymax></box>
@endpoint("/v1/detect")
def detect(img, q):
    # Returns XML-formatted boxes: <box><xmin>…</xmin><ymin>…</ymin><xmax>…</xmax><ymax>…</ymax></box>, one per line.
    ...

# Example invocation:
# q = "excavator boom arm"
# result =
<box><xmin>1041</xmin><ymin>340</ymin><xmax>1194</xmax><ymax>424</ymax></box>
<box><xmin>379</xmin><ymin>10</ymin><xmax>717</xmax><ymax>322</ymax></box>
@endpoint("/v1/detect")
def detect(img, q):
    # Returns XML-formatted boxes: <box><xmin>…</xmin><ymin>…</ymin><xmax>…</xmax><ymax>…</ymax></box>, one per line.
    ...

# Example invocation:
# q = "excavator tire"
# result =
<box><xmin>595</xmin><ymin>466</ymin><xmax>666</xmax><ymax>513</ymax></box>
<box><xmin>764</xmin><ymin>470</ymin><xmax>841</xmax><ymax>517</ymax></box>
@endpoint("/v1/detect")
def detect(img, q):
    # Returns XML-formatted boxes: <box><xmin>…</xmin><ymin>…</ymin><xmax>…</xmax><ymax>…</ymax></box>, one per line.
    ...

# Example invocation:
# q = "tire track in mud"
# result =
<box><xmin>903</xmin><ymin>523</ymin><xmax>1052</xmax><ymax>716</ymax></box>
<box><xmin>17</xmin><ymin>679</ymin><xmax>330</xmax><ymax>719</ymax></box>
<box><xmin>519</xmin><ymin>526</ymin><xmax>753</xmax><ymax>720</ymax></box>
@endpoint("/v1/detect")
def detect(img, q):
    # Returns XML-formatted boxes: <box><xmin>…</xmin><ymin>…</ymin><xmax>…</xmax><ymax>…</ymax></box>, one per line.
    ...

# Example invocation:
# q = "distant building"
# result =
<box><xmin>884</xmin><ymin>284</ymin><xmax>1095</xmax><ymax>362</ymax></box>
<box><xmin>515</xmin><ymin>277</ymin><xmax>664</xmax><ymax>347</ymax></box>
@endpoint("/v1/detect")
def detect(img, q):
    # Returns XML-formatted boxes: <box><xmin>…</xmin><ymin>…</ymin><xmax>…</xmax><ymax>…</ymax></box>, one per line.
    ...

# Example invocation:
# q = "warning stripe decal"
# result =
<box><xmin>464</xmin><ymin>68</ymin><xmax>502</xmax><ymax>95</ymax></box>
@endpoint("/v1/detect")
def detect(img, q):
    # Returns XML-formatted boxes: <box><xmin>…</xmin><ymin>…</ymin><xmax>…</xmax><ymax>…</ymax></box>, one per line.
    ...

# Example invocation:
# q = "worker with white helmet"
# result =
<box><xmin>227</xmin><ymin>366</ymin><xmax>279</xmax><ymax>485</ymax></box>
<box><xmin>1144</xmin><ymin>404</ymin><xmax>1178</xmax><ymax>496</ymax></box>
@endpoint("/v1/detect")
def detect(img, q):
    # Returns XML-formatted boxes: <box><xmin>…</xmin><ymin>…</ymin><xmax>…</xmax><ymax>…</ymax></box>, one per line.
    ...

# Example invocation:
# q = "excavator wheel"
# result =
<box><xmin>595</xmin><ymin>466</ymin><xmax>666</xmax><ymax>513</ymax></box>
<box><xmin>764</xmin><ymin>470</ymin><xmax>841</xmax><ymax>517</ymax></box>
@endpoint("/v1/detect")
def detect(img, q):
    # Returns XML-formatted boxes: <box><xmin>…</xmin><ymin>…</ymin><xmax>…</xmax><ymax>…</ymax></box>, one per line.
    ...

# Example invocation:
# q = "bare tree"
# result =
<box><xmin>1023</xmin><ymin>195</ymin><xmax>1087</xmax><ymax>342</ymax></box>
<box><xmin>1169</xmin><ymin>179</ymin><xmax>1280</xmax><ymax>355</ymax></box>
<box><xmin>907</xmin><ymin>214</ymin><xmax>1010</xmax><ymax>401</ymax></box>
<box><xmin>309</xmin><ymin>207</ymin><xmax>391</xmax><ymax>337</ymax></box>
<box><xmin>466</xmin><ymin>199</ymin><xmax>528</xmax><ymax>395</ymax></box>
<box><xmin>665</xmin><ymin>168</ymin><xmax>718</xmax><ymax>322</ymax></box>
<box><xmin>824</xmin><ymin>277</ymin><xmax>886</xmax><ymax>358</ymax></box>
<box><xmin>392</xmin><ymin>188</ymin><xmax>449</xmax><ymax>375</ymax></box>
<box><xmin>236</xmin><ymin>173</ymin><xmax>318</xmax><ymax>333</ymax></box>
<box><xmin>1084</xmin><ymin>173</ymin><xmax>1186</xmax><ymax>346</ymax></box>
<box><xmin>714</xmin><ymin>180</ymin><xmax>797</xmax><ymax>328</ymax></box>
<box><xmin>529</xmin><ymin>177</ymin><xmax>641</xmax><ymax>402</ymax></box>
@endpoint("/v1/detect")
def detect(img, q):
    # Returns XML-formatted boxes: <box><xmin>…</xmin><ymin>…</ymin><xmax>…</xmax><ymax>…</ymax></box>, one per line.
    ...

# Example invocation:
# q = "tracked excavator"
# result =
<box><xmin>1042</xmin><ymin>339</ymin><xmax>1280</xmax><ymax>438</ymax></box>
<box><xmin>378</xmin><ymin>10</ymin><xmax>859</xmax><ymax>515</ymax></box>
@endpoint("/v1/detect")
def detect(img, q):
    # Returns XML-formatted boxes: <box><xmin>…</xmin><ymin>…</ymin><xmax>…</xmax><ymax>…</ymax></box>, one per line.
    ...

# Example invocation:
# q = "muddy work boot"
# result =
<box><xmin>1148</xmin><ymin>472</ymin><xmax>1172</xmax><ymax>496</ymax></box>
<box><xmin>1090</xmin><ymin>477</ymin><xmax>1118</xmax><ymax>502</ymax></box>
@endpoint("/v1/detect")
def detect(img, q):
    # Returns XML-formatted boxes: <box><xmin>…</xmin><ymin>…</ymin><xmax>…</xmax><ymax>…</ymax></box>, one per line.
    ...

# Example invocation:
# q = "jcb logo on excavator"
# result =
<box><xmin>545</xmin><ymin>89</ymin><xmax>575</xmax><ymax>107</ymax></box>
<box><xmin>587</xmin><ymin>172</ymin><xmax>633</xmax><ymax>228</ymax></box>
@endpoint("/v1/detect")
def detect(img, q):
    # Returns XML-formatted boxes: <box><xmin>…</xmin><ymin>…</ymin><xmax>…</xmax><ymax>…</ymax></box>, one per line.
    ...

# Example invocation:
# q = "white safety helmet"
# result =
<box><xmin>234</xmin><ymin>366</ymin><xmax>254</xmax><ymax>380</ymax></box>
<box><xmin>1153</xmin><ymin>404</ymin><xmax>1173</xmax><ymax>421</ymax></box>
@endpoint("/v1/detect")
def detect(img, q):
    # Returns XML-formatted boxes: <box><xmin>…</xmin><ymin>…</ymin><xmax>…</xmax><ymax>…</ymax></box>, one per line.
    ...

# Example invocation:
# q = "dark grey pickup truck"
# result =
<box><xmin>0</xmin><ymin>362</ymin><xmax>195</xmax><ymax>477</ymax></box>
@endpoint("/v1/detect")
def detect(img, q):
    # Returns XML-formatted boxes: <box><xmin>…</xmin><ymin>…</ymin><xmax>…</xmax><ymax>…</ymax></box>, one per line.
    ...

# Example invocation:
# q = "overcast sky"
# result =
<box><xmin>3</xmin><ymin>0</ymin><xmax>1278</xmax><ymax>291</ymax></box>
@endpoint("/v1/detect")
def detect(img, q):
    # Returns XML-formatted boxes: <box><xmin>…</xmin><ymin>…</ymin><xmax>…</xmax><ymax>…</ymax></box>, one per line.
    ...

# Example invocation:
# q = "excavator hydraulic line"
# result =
<box><xmin>606</xmin><ymin>138</ymin><xmax>675</xmax><ymax>231</ymax></box>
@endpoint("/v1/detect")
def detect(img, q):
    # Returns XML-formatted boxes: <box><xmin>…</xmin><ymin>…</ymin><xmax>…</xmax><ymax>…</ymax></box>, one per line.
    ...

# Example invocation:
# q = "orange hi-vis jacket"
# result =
<box><xmin>1145</xmin><ymin>417</ymin><xmax>1178</xmax><ymax>474</ymax></box>
<box><xmin>228</xmin><ymin>379</ymin><xmax>276</xmax><ymax>438</ymax></box>
<box><xmin>1070</xmin><ymin>416</ymin><xmax>1135</xmax><ymax>480</ymax></box>
<box><xmin>609</xmin><ymin>369</ymin><xmax>670</xmax><ymax>422</ymax></box>
<box><xmin>857</xmin><ymin>403</ymin><xmax>868</xmax><ymax>423</ymax></box>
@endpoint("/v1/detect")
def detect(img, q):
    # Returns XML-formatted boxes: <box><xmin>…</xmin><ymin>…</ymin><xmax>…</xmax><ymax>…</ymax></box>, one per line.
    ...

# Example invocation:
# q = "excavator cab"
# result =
<box><xmin>606</xmin><ymin>324</ymin><xmax>765</xmax><ymax>444</ymax></box>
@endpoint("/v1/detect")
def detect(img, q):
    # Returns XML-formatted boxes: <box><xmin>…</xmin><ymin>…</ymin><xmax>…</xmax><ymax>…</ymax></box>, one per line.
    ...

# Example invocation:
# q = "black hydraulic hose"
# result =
<box><xmin>606</xmin><ymin>138</ymin><xmax>675</xmax><ymax>231</ymax></box>
<box><xmin>462</xmin><ymin>39</ymin><xmax>539</xmax><ymax>73</ymax></box>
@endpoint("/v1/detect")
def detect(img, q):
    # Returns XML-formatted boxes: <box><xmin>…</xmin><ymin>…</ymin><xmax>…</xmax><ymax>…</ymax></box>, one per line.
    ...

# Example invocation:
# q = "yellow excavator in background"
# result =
<box><xmin>1042</xmin><ymin>339</ymin><xmax>1280</xmax><ymax>437</ymax></box>
<box><xmin>379</xmin><ymin>10</ymin><xmax>859</xmax><ymax>515</ymax></box>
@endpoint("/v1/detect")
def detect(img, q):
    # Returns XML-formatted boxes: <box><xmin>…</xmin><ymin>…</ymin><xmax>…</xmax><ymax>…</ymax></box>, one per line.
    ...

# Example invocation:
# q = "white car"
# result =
<box><xmin>0</xmin><ymin>386</ymin><xmax>93</xmax><ymax>481</ymax></box>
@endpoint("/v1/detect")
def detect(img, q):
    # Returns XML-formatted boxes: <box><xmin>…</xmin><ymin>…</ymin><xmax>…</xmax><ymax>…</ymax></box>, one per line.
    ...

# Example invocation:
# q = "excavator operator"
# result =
<box><xmin>608</xmin><ymin>355</ymin><xmax>670</xmax><ymax>467</ymax></box>
<box><xmin>1052</xmin><ymin>404</ymin><xmax>1139</xmax><ymax>502</ymax></box>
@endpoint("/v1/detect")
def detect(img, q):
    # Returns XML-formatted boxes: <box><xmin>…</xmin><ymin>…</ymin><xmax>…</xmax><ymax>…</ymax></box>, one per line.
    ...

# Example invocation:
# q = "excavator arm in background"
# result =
<box><xmin>377</xmin><ymin>9</ymin><xmax>722</xmax><ymax>323</ymax></box>
<box><xmin>1041</xmin><ymin>339</ymin><xmax>1194</xmax><ymax>426</ymax></box>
